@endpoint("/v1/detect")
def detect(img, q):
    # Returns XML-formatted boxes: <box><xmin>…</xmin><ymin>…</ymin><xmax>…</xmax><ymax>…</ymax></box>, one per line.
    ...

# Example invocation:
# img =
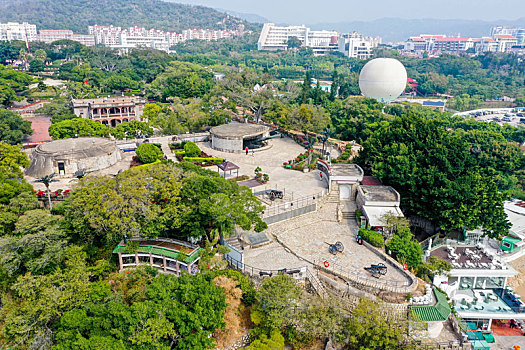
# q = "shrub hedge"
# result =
<box><xmin>183</xmin><ymin>157</ymin><xmax>224</xmax><ymax>164</ymax></box>
<box><xmin>358</xmin><ymin>228</ymin><xmax>385</xmax><ymax>248</ymax></box>
<box><xmin>136</xmin><ymin>143</ymin><xmax>164</xmax><ymax>164</ymax></box>
<box><xmin>184</xmin><ymin>141</ymin><xmax>201</xmax><ymax>157</ymax></box>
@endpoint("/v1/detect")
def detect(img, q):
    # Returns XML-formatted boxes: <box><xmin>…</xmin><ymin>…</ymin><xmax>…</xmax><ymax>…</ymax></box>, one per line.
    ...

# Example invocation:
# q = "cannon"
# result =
<box><xmin>370</xmin><ymin>263</ymin><xmax>387</xmax><ymax>275</ymax></box>
<box><xmin>364</xmin><ymin>266</ymin><xmax>382</xmax><ymax>278</ymax></box>
<box><xmin>328</xmin><ymin>241</ymin><xmax>344</xmax><ymax>255</ymax></box>
<box><xmin>267</xmin><ymin>189</ymin><xmax>284</xmax><ymax>201</ymax></box>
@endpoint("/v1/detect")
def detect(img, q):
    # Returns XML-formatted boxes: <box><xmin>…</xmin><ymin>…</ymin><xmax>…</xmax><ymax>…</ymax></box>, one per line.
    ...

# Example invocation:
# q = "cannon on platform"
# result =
<box><xmin>364</xmin><ymin>263</ymin><xmax>387</xmax><ymax>278</ymax></box>
<box><xmin>267</xmin><ymin>189</ymin><xmax>284</xmax><ymax>201</ymax></box>
<box><xmin>327</xmin><ymin>241</ymin><xmax>345</xmax><ymax>255</ymax></box>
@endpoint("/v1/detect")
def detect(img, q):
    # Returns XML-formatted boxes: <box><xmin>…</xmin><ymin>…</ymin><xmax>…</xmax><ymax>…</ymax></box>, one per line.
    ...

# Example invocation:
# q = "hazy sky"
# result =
<box><xmin>171</xmin><ymin>0</ymin><xmax>525</xmax><ymax>24</ymax></box>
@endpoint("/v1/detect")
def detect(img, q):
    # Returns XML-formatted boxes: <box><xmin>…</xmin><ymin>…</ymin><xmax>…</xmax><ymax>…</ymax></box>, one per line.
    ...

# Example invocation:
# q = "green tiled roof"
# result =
<box><xmin>113</xmin><ymin>244</ymin><xmax>202</xmax><ymax>264</ymax></box>
<box><xmin>411</xmin><ymin>289</ymin><xmax>451</xmax><ymax>322</ymax></box>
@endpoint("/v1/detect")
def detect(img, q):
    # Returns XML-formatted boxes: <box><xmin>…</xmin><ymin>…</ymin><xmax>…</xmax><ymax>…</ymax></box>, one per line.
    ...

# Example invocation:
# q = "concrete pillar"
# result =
<box><xmin>163</xmin><ymin>256</ymin><xmax>167</xmax><ymax>273</ymax></box>
<box><xmin>119</xmin><ymin>107</ymin><xmax>123</xmax><ymax>118</ymax></box>
<box><xmin>118</xmin><ymin>253</ymin><xmax>123</xmax><ymax>271</ymax></box>
<box><xmin>188</xmin><ymin>262</ymin><xmax>193</xmax><ymax>275</ymax></box>
<box><xmin>135</xmin><ymin>253</ymin><xmax>139</xmax><ymax>265</ymax></box>
<box><xmin>487</xmin><ymin>318</ymin><xmax>493</xmax><ymax>331</ymax></box>
<box><xmin>149</xmin><ymin>252</ymin><xmax>153</xmax><ymax>266</ymax></box>
<box><xmin>176</xmin><ymin>260</ymin><xmax>180</xmax><ymax>276</ymax></box>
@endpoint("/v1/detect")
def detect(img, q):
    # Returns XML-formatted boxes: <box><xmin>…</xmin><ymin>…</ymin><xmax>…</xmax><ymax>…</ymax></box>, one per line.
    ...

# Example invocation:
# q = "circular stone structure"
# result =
<box><xmin>26</xmin><ymin>137</ymin><xmax>122</xmax><ymax>178</ymax></box>
<box><xmin>210</xmin><ymin>123</ymin><xmax>270</xmax><ymax>153</ymax></box>
<box><xmin>359</xmin><ymin>58</ymin><xmax>408</xmax><ymax>103</ymax></box>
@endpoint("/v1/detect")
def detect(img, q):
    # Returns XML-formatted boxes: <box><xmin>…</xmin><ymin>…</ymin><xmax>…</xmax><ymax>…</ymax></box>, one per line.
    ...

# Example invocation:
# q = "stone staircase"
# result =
<box><xmin>306</xmin><ymin>268</ymin><xmax>328</xmax><ymax>299</ymax></box>
<box><xmin>224</xmin><ymin>236</ymin><xmax>243</xmax><ymax>251</ymax></box>
<box><xmin>342</xmin><ymin>211</ymin><xmax>356</xmax><ymax>220</ymax></box>
<box><xmin>160</xmin><ymin>141</ymin><xmax>177</xmax><ymax>162</ymax></box>
<box><xmin>325</xmin><ymin>190</ymin><xmax>340</xmax><ymax>203</ymax></box>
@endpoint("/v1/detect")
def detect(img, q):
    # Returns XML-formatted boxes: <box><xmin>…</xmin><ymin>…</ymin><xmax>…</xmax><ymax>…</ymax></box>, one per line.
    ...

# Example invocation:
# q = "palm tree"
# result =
<box><xmin>306</xmin><ymin>137</ymin><xmax>316</xmax><ymax>168</ymax></box>
<box><xmin>35</xmin><ymin>173</ymin><xmax>58</xmax><ymax>209</ymax></box>
<box><xmin>321</xmin><ymin>127</ymin><xmax>334</xmax><ymax>160</ymax></box>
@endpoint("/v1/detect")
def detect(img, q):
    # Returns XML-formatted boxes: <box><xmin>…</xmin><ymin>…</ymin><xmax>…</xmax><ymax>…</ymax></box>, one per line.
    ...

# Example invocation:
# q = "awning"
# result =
<box><xmin>362</xmin><ymin>205</ymin><xmax>404</xmax><ymax>227</ymax></box>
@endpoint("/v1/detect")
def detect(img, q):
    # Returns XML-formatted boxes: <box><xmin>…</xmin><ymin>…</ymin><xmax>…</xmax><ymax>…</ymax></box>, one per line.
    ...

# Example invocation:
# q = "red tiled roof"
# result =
<box><xmin>360</xmin><ymin>176</ymin><xmax>382</xmax><ymax>186</ymax></box>
<box><xmin>495</xmin><ymin>35</ymin><xmax>516</xmax><ymax>39</ymax></box>
<box><xmin>435</xmin><ymin>38</ymin><xmax>471</xmax><ymax>42</ymax></box>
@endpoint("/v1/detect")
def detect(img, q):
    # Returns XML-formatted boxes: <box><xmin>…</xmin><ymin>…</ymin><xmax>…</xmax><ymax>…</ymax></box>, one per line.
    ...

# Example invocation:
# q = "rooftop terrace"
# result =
<box><xmin>330</xmin><ymin>163</ymin><xmax>363</xmax><ymax>177</ymax></box>
<box><xmin>431</xmin><ymin>245</ymin><xmax>510</xmax><ymax>271</ymax></box>
<box><xmin>359</xmin><ymin>185</ymin><xmax>399</xmax><ymax>202</ymax></box>
<box><xmin>113</xmin><ymin>237</ymin><xmax>202</xmax><ymax>264</ymax></box>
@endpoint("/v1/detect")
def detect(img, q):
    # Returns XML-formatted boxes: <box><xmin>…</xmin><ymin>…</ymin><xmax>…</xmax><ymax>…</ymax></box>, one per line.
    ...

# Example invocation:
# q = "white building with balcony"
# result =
<box><xmin>0</xmin><ymin>22</ymin><xmax>37</xmax><ymax>42</ymax></box>
<box><xmin>430</xmin><ymin>244</ymin><xmax>525</xmax><ymax>331</ymax></box>
<box><xmin>338</xmin><ymin>32</ymin><xmax>380</xmax><ymax>59</ymax></box>
<box><xmin>257</xmin><ymin>23</ymin><xmax>339</xmax><ymax>55</ymax></box>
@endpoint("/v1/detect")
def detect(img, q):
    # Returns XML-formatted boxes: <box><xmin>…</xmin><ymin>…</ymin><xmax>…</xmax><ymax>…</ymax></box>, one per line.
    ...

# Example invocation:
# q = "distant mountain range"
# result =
<box><xmin>310</xmin><ymin>17</ymin><xmax>525</xmax><ymax>43</ymax></box>
<box><xmin>0</xmin><ymin>0</ymin><xmax>256</xmax><ymax>33</ymax></box>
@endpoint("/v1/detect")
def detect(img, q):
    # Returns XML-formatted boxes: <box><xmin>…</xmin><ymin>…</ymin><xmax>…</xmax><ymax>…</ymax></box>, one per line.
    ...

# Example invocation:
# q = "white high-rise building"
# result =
<box><xmin>338</xmin><ymin>32</ymin><xmax>381</xmax><ymax>59</ymax></box>
<box><xmin>257</xmin><ymin>23</ymin><xmax>339</xmax><ymax>55</ymax></box>
<box><xmin>0</xmin><ymin>22</ymin><xmax>37</xmax><ymax>42</ymax></box>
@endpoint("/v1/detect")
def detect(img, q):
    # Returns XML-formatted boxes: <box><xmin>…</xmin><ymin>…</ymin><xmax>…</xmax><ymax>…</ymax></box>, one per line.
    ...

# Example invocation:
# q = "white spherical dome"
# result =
<box><xmin>359</xmin><ymin>58</ymin><xmax>408</xmax><ymax>103</ymax></box>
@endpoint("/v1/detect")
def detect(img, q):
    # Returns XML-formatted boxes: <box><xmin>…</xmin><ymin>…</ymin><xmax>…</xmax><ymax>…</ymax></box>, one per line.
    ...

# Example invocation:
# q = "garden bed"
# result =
<box><xmin>35</xmin><ymin>189</ymin><xmax>71</xmax><ymax>201</ymax></box>
<box><xmin>176</xmin><ymin>151</ymin><xmax>224</xmax><ymax>167</ymax></box>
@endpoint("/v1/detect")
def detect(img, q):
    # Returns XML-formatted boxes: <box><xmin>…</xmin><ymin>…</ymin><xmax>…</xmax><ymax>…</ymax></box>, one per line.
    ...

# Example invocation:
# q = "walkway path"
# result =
<box><xmin>199</xmin><ymin>137</ymin><xmax>327</xmax><ymax>198</ymax></box>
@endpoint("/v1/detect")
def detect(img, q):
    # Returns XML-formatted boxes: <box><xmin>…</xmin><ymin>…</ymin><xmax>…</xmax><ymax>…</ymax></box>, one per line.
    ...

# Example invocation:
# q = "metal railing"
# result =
<box><xmin>261</xmin><ymin>191</ymin><xmax>325</xmax><ymax>218</ymax></box>
<box><xmin>225</xmin><ymin>255</ymin><xmax>307</xmax><ymax>279</ymax></box>
<box><xmin>313</xmin><ymin>258</ymin><xmax>412</xmax><ymax>291</ymax></box>
<box><xmin>305</xmin><ymin>268</ymin><xmax>327</xmax><ymax>299</ymax></box>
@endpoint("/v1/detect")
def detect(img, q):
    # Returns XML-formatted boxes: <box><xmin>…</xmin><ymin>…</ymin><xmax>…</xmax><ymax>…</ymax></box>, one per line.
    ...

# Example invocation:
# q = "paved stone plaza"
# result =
<box><xmin>242</xmin><ymin>242</ymin><xmax>307</xmax><ymax>271</ymax></box>
<box><xmin>199</xmin><ymin>136</ymin><xmax>329</xmax><ymax>198</ymax></box>
<box><xmin>243</xmin><ymin>198</ymin><xmax>411</xmax><ymax>287</ymax></box>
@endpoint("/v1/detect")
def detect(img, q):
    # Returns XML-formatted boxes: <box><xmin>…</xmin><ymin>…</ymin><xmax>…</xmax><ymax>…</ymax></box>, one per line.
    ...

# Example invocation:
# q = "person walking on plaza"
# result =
<box><xmin>245</xmin><ymin>146</ymin><xmax>249</xmax><ymax>155</ymax></box>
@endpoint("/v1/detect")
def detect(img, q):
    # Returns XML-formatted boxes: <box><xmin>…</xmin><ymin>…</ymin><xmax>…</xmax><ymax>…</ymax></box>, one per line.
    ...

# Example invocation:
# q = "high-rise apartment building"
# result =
<box><xmin>404</xmin><ymin>30</ymin><xmax>519</xmax><ymax>55</ymax></box>
<box><xmin>88</xmin><ymin>25</ymin><xmax>240</xmax><ymax>53</ymax></box>
<box><xmin>257</xmin><ymin>23</ymin><xmax>339</xmax><ymax>55</ymax></box>
<box><xmin>0</xmin><ymin>22</ymin><xmax>37</xmax><ymax>42</ymax></box>
<box><xmin>257</xmin><ymin>23</ymin><xmax>378</xmax><ymax>57</ymax></box>
<box><xmin>338</xmin><ymin>32</ymin><xmax>381</xmax><ymax>59</ymax></box>
<box><xmin>37</xmin><ymin>30</ymin><xmax>95</xmax><ymax>46</ymax></box>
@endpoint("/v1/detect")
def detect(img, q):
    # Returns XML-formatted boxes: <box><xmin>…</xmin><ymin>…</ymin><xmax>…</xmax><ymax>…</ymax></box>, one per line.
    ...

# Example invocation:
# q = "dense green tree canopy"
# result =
<box><xmin>0</xmin><ymin>109</ymin><xmax>32</xmax><ymax>145</ymax></box>
<box><xmin>357</xmin><ymin>113</ymin><xmax>511</xmax><ymax>237</ymax></box>
<box><xmin>53</xmin><ymin>272</ymin><xmax>227</xmax><ymax>350</ymax></box>
<box><xmin>48</xmin><ymin>118</ymin><xmax>110</xmax><ymax>139</ymax></box>
<box><xmin>0</xmin><ymin>142</ymin><xmax>32</xmax><ymax>204</ymax></box>
<box><xmin>62</xmin><ymin>162</ymin><xmax>266</xmax><ymax>251</ymax></box>
<box><xmin>148</xmin><ymin>62</ymin><xmax>214</xmax><ymax>101</ymax></box>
